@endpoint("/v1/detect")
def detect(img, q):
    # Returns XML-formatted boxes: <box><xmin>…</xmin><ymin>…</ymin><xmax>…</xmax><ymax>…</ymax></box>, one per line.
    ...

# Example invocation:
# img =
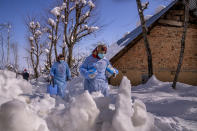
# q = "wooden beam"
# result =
<box><xmin>158</xmin><ymin>19</ymin><xmax>183</xmax><ymax>27</ymax></box>
<box><xmin>169</xmin><ymin>10</ymin><xmax>184</xmax><ymax>16</ymax></box>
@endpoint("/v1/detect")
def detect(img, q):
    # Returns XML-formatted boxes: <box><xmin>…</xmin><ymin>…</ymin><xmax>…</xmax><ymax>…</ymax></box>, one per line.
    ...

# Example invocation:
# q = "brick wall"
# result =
<box><xmin>111</xmin><ymin>24</ymin><xmax>197</xmax><ymax>86</ymax></box>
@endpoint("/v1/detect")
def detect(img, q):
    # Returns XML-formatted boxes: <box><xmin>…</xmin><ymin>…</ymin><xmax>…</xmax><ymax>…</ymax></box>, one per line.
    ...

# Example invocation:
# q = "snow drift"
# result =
<box><xmin>47</xmin><ymin>76</ymin><xmax>154</xmax><ymax>131</ymax></box>
<box><xmin>0</xmin><ymin>100</ymin><xmax>49</xmax><ymax>131</ymax></box>
<box><xmin>0</xmin><ymin>70</ymin><xmax>154</xmax><ymax>131</ymax></box>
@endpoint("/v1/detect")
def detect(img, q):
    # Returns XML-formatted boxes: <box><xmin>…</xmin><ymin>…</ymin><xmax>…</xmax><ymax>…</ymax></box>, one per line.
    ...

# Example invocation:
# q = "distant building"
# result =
<box><xmin>108</xmin><ymin>0</ymin><xmax>197</xmax><ymax>85</ymax></box>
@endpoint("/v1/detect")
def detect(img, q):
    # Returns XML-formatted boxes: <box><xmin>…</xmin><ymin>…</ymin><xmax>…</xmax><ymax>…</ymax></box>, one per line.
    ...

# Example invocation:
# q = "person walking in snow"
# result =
<box><xmin>80</xmin><ymin>44</ymin><xmax>118</xmax><ymax>96</ymax></box>
<box><xmin>50</xmin><ymin>54</ymin><xmax>71</xmax><ymax>98</ymax></box>
<box><xmin>22</xmin><ymin>69</ymin><xmax>29</xmax><ymax>81</ymax></box>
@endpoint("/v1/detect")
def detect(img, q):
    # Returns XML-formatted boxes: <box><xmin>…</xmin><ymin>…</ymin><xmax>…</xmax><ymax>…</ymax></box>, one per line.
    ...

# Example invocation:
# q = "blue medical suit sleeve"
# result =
<box><xmin>50</xmin><ymin>63</ymin><xmax>56</xmax><ymax>77</ymax></box>
<box><xmin>66</xmin><ymin>63</ymin><xmax>71</xmax><ymax>80</ymax></box>
<box><xmin>79</xmin><ymin>58</ymin><xmax>89</xmax><ymax>79</ymax></box>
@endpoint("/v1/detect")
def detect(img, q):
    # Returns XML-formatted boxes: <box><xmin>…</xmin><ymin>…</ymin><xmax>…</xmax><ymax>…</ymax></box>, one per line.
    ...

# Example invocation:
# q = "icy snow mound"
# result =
<box><xmin>29</xmin><ymin>94</ymin><xmax>56</xmax><ymax>118</ymax></box>
<box><xmin>111</xmin><ymin>77</ymin><xmax>154</xmax><ymax>131</ymax></box>
<box><xmin>145</xmin><ymin>75</ymin><xmax>169</xmax><ymax>87</ymax></box>
<box><xmin>0</xmin><ymin>70</ymin><xmax>154</xmax><ymax>131</ymax></box>
<box><xmin>47</xmin><ymin>77</ymin><xmax>154</xmax><ymax>131</ymax></box>
<box><xmin>0</xmin><ymin>70</ymin><xmax>32</xmax><ymax>104</ymax></box>
<box><xmin>0</xmin><ymin>70</ymin><xmax>55</xmax><ymax>130</ymax></box>
<box><xmin>0</xmin><ymin>100</ymin><xmax>49</xmax><ymax>131</ymax></box>
<box><xmin>47</xmin><ymin>91</ymin><xmax>100</xmax><ymax>131</ymax></box>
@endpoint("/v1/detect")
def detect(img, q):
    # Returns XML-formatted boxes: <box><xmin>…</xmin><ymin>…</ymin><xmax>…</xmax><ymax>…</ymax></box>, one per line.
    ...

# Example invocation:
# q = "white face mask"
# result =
<box><xmin>98</xmin><ymin>53</ymin><xmax>105</xmax><ymax>59</ymax></box>
<box><xmin>60</xmin><ymin>60</ymin><xmax>64</xmax><ymax>63</ymax></box>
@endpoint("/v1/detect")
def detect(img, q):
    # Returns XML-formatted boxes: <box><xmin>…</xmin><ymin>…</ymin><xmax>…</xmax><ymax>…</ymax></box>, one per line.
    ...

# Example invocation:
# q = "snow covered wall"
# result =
<box><xmin>0</xmin><ymin>70</ymin><xmax>154</xmax><ymax>131</ymax></box>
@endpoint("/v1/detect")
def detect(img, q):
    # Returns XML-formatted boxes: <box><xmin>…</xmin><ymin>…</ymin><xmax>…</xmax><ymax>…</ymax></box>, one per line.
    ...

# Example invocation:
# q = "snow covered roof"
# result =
<box><xmin>106</xmin><ymin>0</ymin><xmax>178</xmax><ymax>61</ymax></box>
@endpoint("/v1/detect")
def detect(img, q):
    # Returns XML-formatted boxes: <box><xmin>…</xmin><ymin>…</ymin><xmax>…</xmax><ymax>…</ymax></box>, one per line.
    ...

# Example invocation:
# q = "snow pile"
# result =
<box><xmin>0</xmin><ymin>70</ymin><xmax>155</xmax><ymax>131</ymax></box>
<box><xmin>145</xmin><ymin>75</ymin><xmax>169</xmax><ymax>87</ymax></box>
<box><xmin>0</xmin><ymin>100</ymin><xmax>49</xmax><ymax>131</ymax></box>
<box><xmin>47</xmin><ymin>91</ymin><xmax>100</xmax><ymax>131</ymax></box>
<box><xmin>132</xmin><ymin>75</ymin><xmax>197</xmax><ymax>131</ymax></box>
<box><xmin>112</xmin><ymin>77</ymin><xmax>154</xmax><ymax>131</ymax></box>
<box><xmin>0</xmin><ymin>70</ymin><xmax>51</xmax><ymax>130</ymax></box>
<box><xmin>29</xmin><ymin>94</ymin><xmax>55</xmax><ymax>118</ymax></box>
<box><xmin>0</xmin><ymin>70</ymin><xmax>32</xmax><ymax>104</ymax></box>
<box><xmin>47</xmin><ymin>76</ymin><xmax>154</xmax><ymax>131</ymax></box>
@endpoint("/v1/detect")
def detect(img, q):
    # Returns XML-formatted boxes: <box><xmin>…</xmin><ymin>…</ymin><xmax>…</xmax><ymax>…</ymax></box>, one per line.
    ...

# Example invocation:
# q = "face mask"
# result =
<box><xmin>60</xmin><ymin>60</ymin><xmax>64</xmax><ymax>63</ymax></box>
<box><xmin>98</xmin><ymin>53</ymin><xmax>105</xmax><ymax>59</ymax></box>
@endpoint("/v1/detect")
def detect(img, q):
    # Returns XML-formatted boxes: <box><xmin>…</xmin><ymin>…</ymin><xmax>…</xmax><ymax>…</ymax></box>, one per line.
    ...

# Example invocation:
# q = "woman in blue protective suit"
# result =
<box><xmin>80</xmin><ymin>44</ymin><xmax>118</xmax><ymax>96</ymax></box>
<box><xmin>50</xmin><ymin>54</ymin><xmax>71</xmax><ymax>98</ymax></box>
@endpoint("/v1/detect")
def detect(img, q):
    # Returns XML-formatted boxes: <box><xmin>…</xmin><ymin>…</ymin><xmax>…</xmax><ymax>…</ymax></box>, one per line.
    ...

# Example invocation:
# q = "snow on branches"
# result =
<box><xmin>88</xmin><ymin>26</ymin><xmax>99</xmax><ymax>32</ymax></box>
<box><xmin>29</xmin><ymin>21</ymin><xmax>41</xmax><ymax>29</ymax></box>
<box><xmin>61</xmin><ymin>3</ymin><xmax>67</xmax><ymax>10</ymax></box>
<box><xmin>29</xmin><ymin>36</ymin><xmax>34</xmax><ymax>41</ymax></box>
<box><xmin>48</xmin><ymin>18</ymin><xmax>56</xmax><ymax>27</ymax></box>
<box><xmin>51</xmin><ymin>7</ymin><xmax>61</xmax><ymax>16</ymax></box>
<box><xmin>88</xmin><ymin>0</ymin><xmax>95</xmax><ymax>8</ymax></box>
<box><xmin>30</xmin><ymin>21</ymin><xmax>36</xmax><ymax>29</ymax></box>
<box><xmin>35</xmin><ymin>30</ymin><xmax>42</xmax><ymax>37</ymax></box>
<box><xmin>45</xmin><ymin>48</ymin><xmax>49</xmax><ymax>54</ymax></box>
<box><xmin>48</xmin><ymin>35</ymin><xmax>52</xmax><ymax>40</ymax></box>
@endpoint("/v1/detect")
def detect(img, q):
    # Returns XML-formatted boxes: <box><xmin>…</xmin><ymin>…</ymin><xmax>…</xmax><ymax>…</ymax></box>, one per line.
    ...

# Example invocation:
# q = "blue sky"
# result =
<box><xmin>0</xmin><ymin>0</ymin><xmax>172</xmax><ymax>68</ymax></box>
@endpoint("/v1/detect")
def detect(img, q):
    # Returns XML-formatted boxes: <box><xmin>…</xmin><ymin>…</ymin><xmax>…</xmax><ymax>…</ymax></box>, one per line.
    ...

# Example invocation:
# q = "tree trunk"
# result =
<box><xmin>34</xmin><ymin>67</ymin><xmax>39</xmax><ymax>78</ymax></box>
<box><xmin>62</xmin><ymin>46</ymin><xmax>66</xmax><ymax>58</ymax></box>
<box><xmin>48</xmin><ymin>27</ymin><xmax>54</xmax><ymax>68</ymax></box>
<box><xmin>30</xmin><ymin>50</ymin><xmax>35</xmax><ymax>76</ymax></box>
<box><xmin>136</xmin><ymin>0</ymin><xmax>153</xmax><ymax>78</ymax></box>
<box><xmin>48</xmin><ymin>41</ymin><xmax>53</xmax><ymax>68</ymax></box>
<box><xmin>7</xmin><ymin>28</ymin><xmax>10</xmax><ymax>64</ymax></box>
<box><xmin>54</xmin><ymin>16</ymin><xmax>60</xmax><ymax>61</ymax></box>
<box><xmin>0</xmin><ymin>34</ymin><xmax>5</xmax><ymax>66</ymax></box>
<box><xmin>172</xmin><ymin>0</ymin><xmax>189</xmax><ymax>89</ymax></box>
<box><xmin>67</xmin><ymin>45</ymin><xmax>73</xmax><ymax>68</ymax></box>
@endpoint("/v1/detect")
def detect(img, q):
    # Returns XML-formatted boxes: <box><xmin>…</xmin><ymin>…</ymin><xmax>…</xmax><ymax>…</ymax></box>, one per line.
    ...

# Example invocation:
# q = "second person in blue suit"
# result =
<box><xmin>50</xmin><ymin>54</ymin><xmax>71</xmax><ymax>98</ymax></box>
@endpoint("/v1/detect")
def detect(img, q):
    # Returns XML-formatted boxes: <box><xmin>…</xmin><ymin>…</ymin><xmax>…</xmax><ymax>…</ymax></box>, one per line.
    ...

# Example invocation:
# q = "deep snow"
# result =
<box><xmin>0</xmin><ymin>70</ymin><xmax>197</xmax><ymax>131</ymax></box>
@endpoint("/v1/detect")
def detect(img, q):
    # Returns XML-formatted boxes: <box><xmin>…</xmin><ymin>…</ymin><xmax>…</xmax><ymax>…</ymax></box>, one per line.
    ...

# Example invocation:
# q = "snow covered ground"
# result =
<box><xmin>0</xmin><ymin>70</ymin><xmax>197</xmax><ymax>131</ymax></box>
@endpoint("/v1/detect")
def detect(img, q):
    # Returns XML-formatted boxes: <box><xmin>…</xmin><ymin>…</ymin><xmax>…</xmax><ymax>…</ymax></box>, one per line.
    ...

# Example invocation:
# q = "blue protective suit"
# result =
<box><xmin>79</xmin><ymin>55</ymin><xmax>110</xmax><ymax>96</ymax></box>
<box><xmin>50</xmin><ymin>61</ymin><xmax>71</xmax><ymax>98</ymax></box>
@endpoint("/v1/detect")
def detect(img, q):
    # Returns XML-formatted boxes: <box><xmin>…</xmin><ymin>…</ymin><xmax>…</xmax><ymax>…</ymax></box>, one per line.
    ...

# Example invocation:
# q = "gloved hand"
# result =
<box><xmin>50</xmin><ymin>75</ymin><xmax>55</xmax><ymax>85</ymax></box>
<box><xmin>106</xmin><ymin>65</ymin><xmax>119</xmax><ymax>78</ymax></box>
<box><xmin>67</xmin><ymin>77</ymin><xmax>72</xmax><ymax>81</ymax></box>
<box><xmin>50</xmin><ymin>75</ymin><xmax>54</xmax><ymax>81</ymax></box>
<box><xmin>86</xmin><ymin>67</ymin><xmax>98</xmax><ymax>79</ymax></box>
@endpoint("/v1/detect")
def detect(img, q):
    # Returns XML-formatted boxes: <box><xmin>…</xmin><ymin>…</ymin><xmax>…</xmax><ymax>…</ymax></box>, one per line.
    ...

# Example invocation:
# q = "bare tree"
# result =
<box><xmin>50</xmin><ymin>0</ymin><xmax>99</xmax><ymax>67</ymax></box>
<box><xmin>136</xmin><ymin>0</ymin><xmax>153</xmax><ymax>78</ymax></box>
<box><xmin>172</xmin><ymin>0</ymin><xmax>189</xmax><ymax>89</ymax></box>
<box><xmin>0</xmin><ymin>23</ymin><xmax>11</xmax><ymax>66</ymax></box>
<box><xmin>7</xmin><ymin>23</ymin><xmax>11</xmax><ymax>64</ymax></box>
<box><xmin>10</xmin><ymin>43</ymin><xmax>19</xmax><ymax>70</ymax></box>
<box><xmin>26</xmin><ymin>17</ymin><xmax>44</xmax><ymax>78</ymax></box>
<box><xmin>44</xmin><ymin>16</ymin><xmax>61</xmax><ymax>69</ymax></box>
<box><xmin>0</xmin><ymin>33</ymin><xmax>5</xmax><ymax>67</ymax></box>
